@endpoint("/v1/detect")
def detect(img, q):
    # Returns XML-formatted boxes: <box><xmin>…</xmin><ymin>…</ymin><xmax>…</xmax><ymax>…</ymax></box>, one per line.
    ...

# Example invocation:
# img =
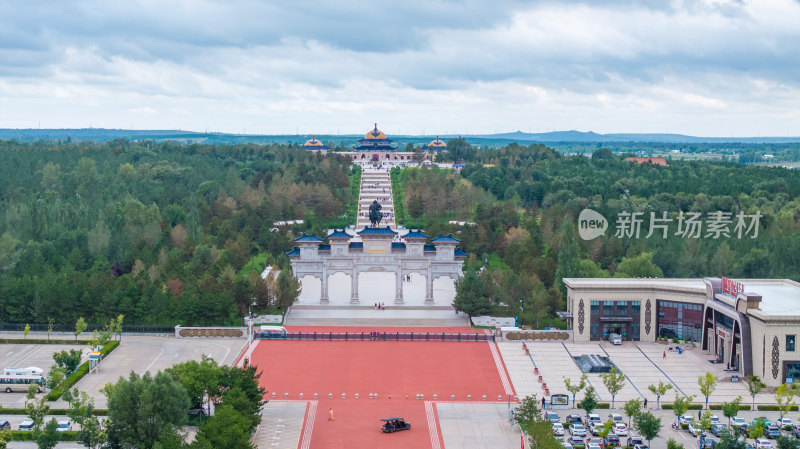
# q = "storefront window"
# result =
<box><xmin>603</xmin><ymin>301</ymin><xmax>613</xmax><ymax>315</ymax></box>
<box><xmin>788</xmin><ymin>335</ymin><xmax>796</xmax><ymax>352</ymax></box>
<box><xmin>616</xmin><ymin>301</ymin><xmax>628</xmax><ymax>315</ymax></box>
<box><xmin>631</xmin><ymin>301</ymin><xmax>641</xmax><ymax>315</ymax></box>
<box><xmin>591</xmin><ymin>301</ymin><xmax>599</xmax><ymax>314</ymax></box>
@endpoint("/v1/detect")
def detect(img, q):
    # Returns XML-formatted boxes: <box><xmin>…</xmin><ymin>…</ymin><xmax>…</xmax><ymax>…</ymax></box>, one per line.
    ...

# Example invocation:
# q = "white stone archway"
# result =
<box><xmin>433</xmin><ymin>276</ymin><xmax>457</xmax><ymax>303</ymax></box>
<box><xmin>358</xmin><ymin>271</ymin><xmax>395</xmax><ymax>304</ymax></box>
<box><xmin>327</xmin><ymin>272</ymin><xmax>352</xmax><ymax>304</ymax></box>
<box><xmin>298</xmin><ymin>275</ymin><xmax>321</xmax><ymax>303</ymax></box>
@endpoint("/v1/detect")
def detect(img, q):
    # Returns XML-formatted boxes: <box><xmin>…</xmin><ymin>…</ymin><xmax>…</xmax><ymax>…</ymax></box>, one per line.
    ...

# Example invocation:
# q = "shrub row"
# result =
<box><xmin>709</xmin><ymin>404</ymin><xmax>751</xmax><ymax>411</ymax></box>
<box><xmin>661</xmin><ymin>403</ymin><xmax>704</xmax><ymax>410</ymax></box>
<box><xmin>4</xmin><ymin>430</ymin><xmax>80</xmax><ymax>441</ymax></box>
<box><xmin>575</xmin><ymin>402</ymin><xmax>611</xmax><ymax>409</ymax></box>
<box><xmin>0</xmin><ymin>338</ymin><xmax>88</xmax><ymax>345</ymax></box>
<box><xmin>0</xmin><ymin>408</ymin><xmax>107</xmax><ymax>416</ymax></box>
<box><xmin>46</xmin><ymin>340</ymin><xmax>120</xmax><ymax>400</ymax></box>
<box><xmin>757</xmin><ymin>405</ymin><xmax>799</xmax><ymax>411</ymax></box>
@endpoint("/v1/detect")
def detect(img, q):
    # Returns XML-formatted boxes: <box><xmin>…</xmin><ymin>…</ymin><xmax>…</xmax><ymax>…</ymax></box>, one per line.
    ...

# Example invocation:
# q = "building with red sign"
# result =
<box><xmin>563</xmin><ymin>277</ymin><xmax>800</xmax><ymax>387</ymax></box>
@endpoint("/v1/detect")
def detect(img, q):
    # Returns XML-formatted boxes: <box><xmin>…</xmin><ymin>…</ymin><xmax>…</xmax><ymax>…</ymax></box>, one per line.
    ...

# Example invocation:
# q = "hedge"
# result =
<box><xmin>661</xmin><ymin>403</ymin><xmax>704</xmax><ymax>410</ymax></box>
<box><xmin>3</xmin><ymin>430</ymin><xmax>80</xmax><ymax>441</ymax></box>
<box><xmin>709</xmin><ymin>404</ymin><xmax>751</xmax><ymax>411</ymax></box>
<box><xmin>575</xmin><ymin>402</ymin><xmax>611</xmax><ymax>409</ymax></box>
<box><xmin>0</xmin><ymin>408</ymin><xmax>107</xmax><ymax>415</ymax></box>
<box><xmin>0</xmin><ymin>338</ymin><xmax>88</xmax><ymax>345</ymax></box>
<box><xmin>46</xmin><ymin>340</ymin><xmax>120</xmax><ymax>400</ymax></box>
<box><xmin>757</xmin><ymin>405</ymin><xmax>799</xmax><ymax>411</ymax></box>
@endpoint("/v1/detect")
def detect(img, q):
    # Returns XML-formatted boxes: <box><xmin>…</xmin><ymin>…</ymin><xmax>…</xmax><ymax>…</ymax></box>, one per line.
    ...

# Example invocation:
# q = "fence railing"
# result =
<box><xmin>256</xmin><ymin>331</ymin><xmax>495</xmax><ymax>342</ymax></box>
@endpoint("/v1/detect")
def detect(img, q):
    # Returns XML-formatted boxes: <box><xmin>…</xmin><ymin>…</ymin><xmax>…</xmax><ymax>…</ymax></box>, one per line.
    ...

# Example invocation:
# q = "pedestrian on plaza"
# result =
<box><xmin>663</xmin><ymin>351</ymin><xmax>666</xmax><ymax>360</ymax></box>
<box><xmin>374</xmin><ymin>302</ymin><xmax>377</xmax><ymax>309</ymax></box>
<box><xmin>698</xmin><ymin>409</ymin><xmax>701</xmax><ymax>420</ymax></box>
<box><xmin>329</xmin><ymin>408</ymin><xmax>335</xmax><ymax>421</ymax></box>
<box><xmin>644</xmin><ymin>398</ymin><xmax>648</xmax><ymax>409</ymax></box>
<box><xmin>541</xmin><ymin>397</ymin><xmax>546</xmax><ymax>410</ymax></box>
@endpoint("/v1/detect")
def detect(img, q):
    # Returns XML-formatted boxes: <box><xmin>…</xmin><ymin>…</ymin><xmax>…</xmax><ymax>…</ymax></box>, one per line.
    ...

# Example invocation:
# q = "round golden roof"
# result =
<box><xmin>365</xmin><ymin>123</ymin><xmax>386</xmax><ymax>140</ymax></box>
<box><xmin>428</xmin><ymin>136</ymin><xmax>446</xmax><ymax>148</ymax></box>
<box><xmin>304</xmin><ymin>136</ymin><xmax>325</xmax><ymax>147</ymax></box>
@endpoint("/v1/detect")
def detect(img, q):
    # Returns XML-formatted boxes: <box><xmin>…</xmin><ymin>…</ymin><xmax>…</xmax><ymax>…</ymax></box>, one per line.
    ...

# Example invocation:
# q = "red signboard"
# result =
<box><xmin>721</xmin><ymin>276</ymin><xmax>743</xmax><ymax>296</ymax></box>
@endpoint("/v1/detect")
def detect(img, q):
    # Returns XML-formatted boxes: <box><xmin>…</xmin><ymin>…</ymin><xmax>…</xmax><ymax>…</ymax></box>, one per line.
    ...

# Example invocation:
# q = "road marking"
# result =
<box><xmin>299</xmin><ymin>400</ymin><xmax>317</xmax><ymax>449</ymax></box>
<box><xmin>425</xmin><ymin>401</ymin><xmax>442</xmax><ymax>449</ymax></box>
<box><xmin>142</xmin><ymin>347</ymin><xmax>165</xmax><ymax>374</ymax></box>
<box><xmin>488</xmin><ymin>341</ymin><xmax>514</xmax><ymax>396</ymax></box>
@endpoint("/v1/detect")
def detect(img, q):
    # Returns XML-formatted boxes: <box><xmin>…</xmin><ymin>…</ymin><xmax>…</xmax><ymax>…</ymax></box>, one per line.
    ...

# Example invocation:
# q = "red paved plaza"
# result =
<box><xmin>250</xmin><ymin>327</ymin><xmax>513</xmax><ymax>448</ymax></box>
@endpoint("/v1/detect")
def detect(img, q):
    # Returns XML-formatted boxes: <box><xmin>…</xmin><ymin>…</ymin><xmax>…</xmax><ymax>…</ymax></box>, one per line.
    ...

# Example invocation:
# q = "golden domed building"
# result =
<box><xmin>426</xmin><ymin>136</ymin><xmax>447</xmax><ymax>150</ymax></box>
<box><xmin>302</xmin><ymin>135</ymin><xmax>330</xmax><ymax>151</ymax></box>
<box><xmin>354</xmin><ymin>123</ymin><xmax>396</xmax><ymax>151</ymax></box>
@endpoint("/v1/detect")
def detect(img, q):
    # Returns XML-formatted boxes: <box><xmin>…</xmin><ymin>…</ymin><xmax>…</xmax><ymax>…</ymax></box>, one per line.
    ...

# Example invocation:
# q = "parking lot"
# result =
<box><xmin>74</xmin><ymin>335</ymin><xmax>246</xmax><ymax>407</ymax></box>
<box><xmin>0</xmin><ymin>343</ymin><xmax>80</xmax><ymax>408</ymax></box>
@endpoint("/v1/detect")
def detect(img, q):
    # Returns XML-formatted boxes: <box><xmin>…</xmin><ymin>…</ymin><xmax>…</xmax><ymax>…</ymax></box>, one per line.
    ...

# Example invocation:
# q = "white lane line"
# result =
<box><xmin>299</xmin><ymin>400</ymin><xmax>317</xmax><ymax>449</ymax></box>
<box><xmin>425</xmin><ymin>401</ymin><xmax>442</xmax><ymax>449</ymax></box>
<box><xmin>488</xmin><ymin>341</ymin><xmax>514</xmax><ymax>396</ymax></box>
<box><xmin>142</xmin><ymin>346</ymin><xmax>165</xmax><ymax>374</ymax></box>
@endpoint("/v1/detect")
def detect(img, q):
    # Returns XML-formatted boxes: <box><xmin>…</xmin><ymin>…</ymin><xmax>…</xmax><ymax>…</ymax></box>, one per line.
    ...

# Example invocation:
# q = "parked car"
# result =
<box><xmin>778</xmin><ymin>418</ymin><xmax>794</xmax><ymax>428</ymax></box>
<box><xmin>547</xmin><ymin>411</ymin><xmax>561</xmax><ymax>424</ymax></box>
<box><xmin>553</xmin><ymin>423</ymin><xmax>565</xmax><ymax>436</ymax></box>
<box><xmin>604</xmin><ymin>434</ymin><xmax>620</xmax><ymax>447</ymax></box>
<box><xmin>710</xmin><ymin>415</ymin><xmax>721</xmax><ymax>425</ymax></box>
<box><xmin>587</xmin><ymin>414</ymin><xmax>602</xmax><ymax>426</ymax></box>
<box><xmin>739</xmin><ymin>423</ymin><xmax>752</xmax><ymax>437</ymax></box>
<box><xmin>764</xmin><ymin>426</ymin><xmax>781</xmax><ymax>439</ymax></box>
<box><xmin>633</xmin><ymin>445</ymin><xmax>650</xmax><ymax>449</ymax></box>
<box><xmin>756</xmin><ymin>417</ymin><xmax>772</xmax><ymax>428</ymax></box>
<box><xmin>614</xmin><ymin>423</ymin><xmax>628</xmax><ymax>436</ymax></box>
<box><xmin>566</xmin><ymin>414</ymin><xmax>583</xmax><ymax>424</ymax></box>
<box><xmin>608</xmin><ymin>413</ymin><xmax>623</xmax><ymax>424</ymax></box>
<box><xmin>755</xmin><ymin>438</ymin><xmax>774</xmax><ymax>449</ymax></box>
<box><xmin>689</xmin><ymin>422</ymin><xmax>705</xmax><ymax>437</ymax></box>
<box><xmin>19</xmin><ymin>420</ymin><xmax>34</xmax><ymax>431</ymax></box>
<box><xmin>589</xmin><ymin>422</ymin><xmax>601</xmax><ymax>436</ymax></box>
<box><xmin>586</xmin><ymin>437</ymin><xmax>604</xmax><ymax>446</ymax></box>
<box><xmin>56</xmin><ymin>420</ymin><xmax>72</xmax><ymax>432</ymax></box>
<box><xmin>792</xmin><ymin>426</ymin><xmax>800</xmax><ymax>439</ymax></box>
<box><xmin>709</xmin><ymin>424</ymin><xmax>726</xmax><ymax>437</ymax></box>
<box><xmin>627</xmin><ymin>436</ymin><xmax>644</xmax><ymax>446</ymax></box>
<box><xmin>679</xmin><ymin>415</ymin><xmax>694</xmax><ymax>425</ymax></box>
<box><xmin>701</xmin><ymin>437</ymin><xmax>718</xmax><ymax>448</ymax></box>
<box><xmin>732</xmin><ymin>416</ymin><xmax>748</xmax><ymax>427</ymax></box>
<box><xmin>568</xmin><ymin>435</ymin><xmax>586</xmax><ymax>448</ymax></box>
<box><xmin>570</xmin><ymin>424</ymin><xmax>587</xmax><ymax>437</ymax></box>
<box><xmin>0</xmin><ymin>420</ymin><xmax>10</xmax><ymax>431</ymax></box>
<box><xmin>586</xmin><ymin>443</ymin><xmax>602</xmax><ymax>449</ymax></box>
<box><xmin>561</xmin><ymin>441</ymin><xmax>573</xmax><ymax>449</ymax></box>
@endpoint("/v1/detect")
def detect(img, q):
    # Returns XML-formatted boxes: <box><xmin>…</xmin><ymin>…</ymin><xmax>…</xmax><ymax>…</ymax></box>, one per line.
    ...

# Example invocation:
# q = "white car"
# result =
<box><xmin>679</xmin><ymin>415</ymin><xmax>694</xmax><ymax>425</ymax></box>
<box><xmin>587</xmin><ymin>414</ymin><xmax>602</xmax><ymax>426</ymax></box>
<box><xmin>56</xmin><ymin>420</ymin><xmax>72</xmax><ymax>432</ymax></box>
<box><xmin>614</xmin><ymin>423</ymin><xmax>628</xmax><ymax>436</ymax></box>
<box><xmin>587</xmin><ymin>443</ymin><xmax>602</xmax><ymax>449</ymax></box>
<box><xmin>755</xmin><ymin>438</ymin><xmax>773</xmax><ymax>449</ymax></box>
<box><xmin>688</xmin><ymin>423</ymin><xmax>702</xmax><ymax>437</ymax></box>
<box><xmin>561</xmin><ymin>442</ymin><xmax>573</xmax><ymax>449</ymax></box>
<box><xmin>777</xmin><ymin>417</ymin><xmax>793</xmax><ymax>427</ymax></box>
<box><xmin>570</xmin><ymin>424</ymin><xmax>587</xmax><ymax>437</ymax></box>
<box><xmin>710</xmin><ymin>415</ymin><xmax>720</xmax><ymax>425</ymax></box>
<box><xmin>553</xmin><ymin>423</ymin><xmax>565</xmax><ymax>436</ymax></box>
<box><xmin>731</xmin><ymin>416</ymin><xmax>747</xmax><ymax>427</ymax></box>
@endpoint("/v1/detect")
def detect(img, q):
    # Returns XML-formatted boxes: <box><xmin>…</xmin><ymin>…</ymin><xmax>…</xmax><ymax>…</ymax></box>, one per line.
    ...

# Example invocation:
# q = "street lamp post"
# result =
<box><xmin>246</xmin><ymin>302</ymin><xmax>257</xmax><ymax>367</ymax></box>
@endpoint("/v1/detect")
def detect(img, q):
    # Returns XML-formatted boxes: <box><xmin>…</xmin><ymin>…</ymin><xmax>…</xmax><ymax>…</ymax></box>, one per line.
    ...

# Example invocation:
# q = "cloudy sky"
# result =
<box><xmin>1</xmin><ymin>0</ymin><xmax>799</xmax><ymax>136</ymax></box>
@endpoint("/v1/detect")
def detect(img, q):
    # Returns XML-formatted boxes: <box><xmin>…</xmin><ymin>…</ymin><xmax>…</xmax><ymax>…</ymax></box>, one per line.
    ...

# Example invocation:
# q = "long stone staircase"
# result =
<box><xmin>356</xmin><ymin>169</ymin><xmax>395</xmax><ymax>229</ymax></box>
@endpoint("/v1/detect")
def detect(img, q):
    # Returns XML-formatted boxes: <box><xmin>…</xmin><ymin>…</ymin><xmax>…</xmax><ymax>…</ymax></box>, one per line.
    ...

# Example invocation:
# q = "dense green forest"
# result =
<box><xmin>3</xmin><ymin>138</ymin><xmax>800</xmax><ymax>329</ymax></box>
<box><xmin>0</xmin><ymin>139</ymin><xmax>354</xmax><ymax>327</ymax></box>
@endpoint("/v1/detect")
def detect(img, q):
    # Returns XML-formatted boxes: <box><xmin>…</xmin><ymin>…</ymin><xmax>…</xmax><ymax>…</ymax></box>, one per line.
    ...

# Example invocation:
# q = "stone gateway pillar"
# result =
<box><xmin>395</xmin><ymin>270</ymin><xmax>404</xmax><ymax>304</ymax></box>
<box><xmin>350</xmin><ymin>269</ymin><xmax>359</xmax><ymax>304</ymax></box>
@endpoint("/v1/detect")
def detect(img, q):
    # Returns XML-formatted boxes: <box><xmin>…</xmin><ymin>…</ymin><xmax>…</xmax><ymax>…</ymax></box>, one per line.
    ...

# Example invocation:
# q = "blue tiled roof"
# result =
<box><xmin>431</xmin><ymin>233</ymin><xmax>460</xmax><ymax>243</ymax></box>
<box><xmin>454</xmin><ymin>248</ymin><xmax>469</xmax><ymax>258</ymax></box>
<box><xmin>327</xmin><ymin>229</ymin><xmax>352</xmax><ymax>239</ymax></box>
<box><xmin>423</xmin><ymin>244</ymin><xmax>436</xmax><ymax>252</ymax></box>
<box><xmin>294</xmin><ymin>233</ymin><xmax>324</xmax><ymax>242</ymax></box>
<box><xmin>357</xmin><ymin>226</ymin><xmax>398</xmax><ymax>236</ymax></box>
<box><xmin>318</xmin><ymin>244</ymin><xmax>331</xmax><ymax>251</ymax></box>
<box><xmin>391</xmin><ymin>242</ymin><xmax>406</xmax><ymax>250</ymax></box>
<box><xmin>403</xmin><ymin>229</ymin><xmax>428</xmax><ymax>240</ymax></box>
<box><xmin>286</xmin><ymin>247</ymin><xmax>300</xmax><ymax>256</ymax></box>
<box><xmin>348</xmin><ymin>242</ymin><xmax>364</xmax><ymax>249</ymax></box>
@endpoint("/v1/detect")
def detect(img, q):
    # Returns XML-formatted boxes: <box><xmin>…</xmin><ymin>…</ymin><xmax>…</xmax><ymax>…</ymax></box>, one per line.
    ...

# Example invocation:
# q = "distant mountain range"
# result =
<box><xmin>1</xmin><ymin>128</ymin><xmax>799</xmax><ymax>144</ymax></box>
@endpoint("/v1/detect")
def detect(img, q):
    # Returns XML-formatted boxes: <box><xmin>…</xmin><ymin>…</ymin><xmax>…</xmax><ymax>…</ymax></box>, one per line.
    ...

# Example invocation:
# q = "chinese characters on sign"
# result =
<box><xmin>721</xmin><ymin>276</ymin><xmax>744</xmax><ymax>296</ymax></box>
<box><xmin>613</xmin><ymin>211</ymin><xmax>762</xmax><ymax>239</ymax></box>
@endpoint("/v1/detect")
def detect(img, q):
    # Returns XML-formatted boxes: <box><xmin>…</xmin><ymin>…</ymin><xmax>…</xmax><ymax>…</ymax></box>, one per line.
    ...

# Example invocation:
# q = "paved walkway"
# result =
<box><xmin>254</xmin><ymin>401</ymin><xmax>307</xmax><ymax>449</ymax></box>
<box><xmin>357</xmin><ymin>169</ymin><xmax>395</xmax><ymax>228</ymax></box>
<box><xmin>437</xmin><ymin>402</ymin><xmax>523</xmax><ymax>449</ymax></box>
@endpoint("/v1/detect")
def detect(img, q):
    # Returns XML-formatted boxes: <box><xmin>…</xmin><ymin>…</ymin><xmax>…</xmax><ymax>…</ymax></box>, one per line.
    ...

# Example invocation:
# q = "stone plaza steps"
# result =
<box><xmin>357</xmin><ymin>169</ymin><xmax>395</xmax><ymax>228</ymax></box>
<box><xmin>285</xmin><ymin>305</ymin><xmax>470</xmax><ymax>327</ymax></box>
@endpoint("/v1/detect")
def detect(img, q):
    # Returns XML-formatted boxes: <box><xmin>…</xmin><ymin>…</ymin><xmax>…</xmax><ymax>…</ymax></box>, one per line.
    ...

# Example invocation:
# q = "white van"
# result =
<box><xmin>610</xmin><ymin>333</ymin><xmax>622</xmax><ymax>345</ymax></box>
<box><xmin>3</xmin><ymin>367</ymin><xmax>44</xmax><ymax>376</ymax></box>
